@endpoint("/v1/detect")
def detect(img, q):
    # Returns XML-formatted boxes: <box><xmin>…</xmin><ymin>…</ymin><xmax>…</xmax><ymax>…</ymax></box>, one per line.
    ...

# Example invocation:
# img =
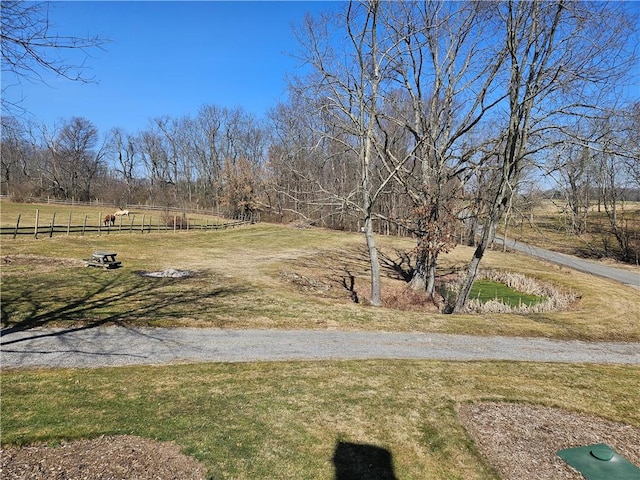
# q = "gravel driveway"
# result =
<box><xmin>495</xmin><ymin>235</ymin><xmax>640</xmax><ymax>289</ymax></box>
<box><xmin>2</xmin><ymin>327</ymin><xmax>639</xmax><ymax>368</ymax></box>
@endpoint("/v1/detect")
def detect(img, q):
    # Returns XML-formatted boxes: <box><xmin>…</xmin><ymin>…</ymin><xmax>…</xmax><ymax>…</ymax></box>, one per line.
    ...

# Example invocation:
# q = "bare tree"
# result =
<box><xmin>453</xmin><ymin>0</ymin><xmax>637</xmax><ymax>312</ymax></box>
<box><xmin>137</xmin><ymin>126</ymin><xmax>172</xmax><ymax>204</ymax></box>
<box><xmin>293</xmin><ymin>0</ymin><xmax>401</xmax><ymax>306</ymax></box>
<box><xmin>1</xmin><ymin>1</ymin><xmax>108</xmax><ymax>114</ymax></box>
<box><xmin>0</xmin><ymin>116</ymin><xmax>37</xmax><ymax>198</ymax></box>
<box><xmin>623</xmin><ymin>102</ymin><xmax>640</xmax><ymax>189</ymax></box>
<box><xmin>107</xmin><ymin>127</ymin><xmax>139</xmax><ymax>205</ymax></box>
<box><xmin>377</xmin><ymin>1</ymin><xmax>505</xmax><ymax>296</ymax></box>
<box><xmin>549</xmin><ymin>137</ymin><xmax>593</xmax><ymax>235</ymax></box>
<box><xmin>44</xmin><ymin>117</ymin><xmax>103</xmax><ymax>200</ymax></box>
<box><xmin>268</xmin><ymin>91</ymin><xmax>364</xmax><ymax>228</ymax></box>
<box><xmin>590</xmin><ymin>111</ymin><xmax>638</xmax><ymax>262</ymax></box>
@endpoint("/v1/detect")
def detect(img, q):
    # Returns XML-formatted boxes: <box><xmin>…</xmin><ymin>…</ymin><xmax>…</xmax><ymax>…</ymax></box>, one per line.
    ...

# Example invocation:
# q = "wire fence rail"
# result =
<box><xmin>1</xmin><ymin>209</ymin><xmax>258</xmax><ymax>239</ymax></box>
<box><xmin>37</xmin><ymin>197</ymin><xmax>233</xmax><ymax>216</ymax></box>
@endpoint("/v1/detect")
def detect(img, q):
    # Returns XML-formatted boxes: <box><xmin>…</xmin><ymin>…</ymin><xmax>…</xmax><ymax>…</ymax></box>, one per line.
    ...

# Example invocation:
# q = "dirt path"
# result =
<box><xmin>2</xmin><ymin>327</ymin><xmax>639</xmax><ymax>368</ymax></box>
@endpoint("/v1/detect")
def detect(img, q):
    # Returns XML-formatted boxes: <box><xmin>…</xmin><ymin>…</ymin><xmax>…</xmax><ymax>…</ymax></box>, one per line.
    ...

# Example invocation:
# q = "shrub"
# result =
<box><xmin>382</xmin><ymin>283</ymin><xmax>441</xmax><ymax>312</ymax></box>
<box><xmin>161</xmin><ymin>212</ymin><xmax>191</xmax><ymax>230</ymax></box>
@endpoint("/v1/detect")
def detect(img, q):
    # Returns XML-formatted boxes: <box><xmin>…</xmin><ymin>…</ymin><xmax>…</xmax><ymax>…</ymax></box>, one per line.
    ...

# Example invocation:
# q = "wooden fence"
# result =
<box><xmin>40</xmin><ymin>197</ymin><xmax>229</xmax><ymax>217</ymax></box>
<box><xmin>1</xmin><ymin>209</ymin><xmax>258</xmax><ymax>239</ymax></box>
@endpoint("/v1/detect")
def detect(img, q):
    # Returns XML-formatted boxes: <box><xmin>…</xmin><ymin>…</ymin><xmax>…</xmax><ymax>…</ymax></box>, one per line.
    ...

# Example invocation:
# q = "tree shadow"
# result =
<box><xmin>285</xmin><ymin>245</ymin><xmax>417</xmax><ymax>295</ymax></box>
<box><xmin>333</xmin><ymin>441</ymin><xmax>398</xmax><ymax>480</ymax></box>
<box><xmin>378</xmin><ymin>249</ymin><xmax>414</xmax><ymax>282</ymax></box>
<box><xmin>0</xmin><ymin>271</ymin><xmax>239</xmax><ymax>345</ymax></box>
<box><xmin>340</xmin><ymin>271</ymin><xmax>360</xmax><ymax>303</ymax></box>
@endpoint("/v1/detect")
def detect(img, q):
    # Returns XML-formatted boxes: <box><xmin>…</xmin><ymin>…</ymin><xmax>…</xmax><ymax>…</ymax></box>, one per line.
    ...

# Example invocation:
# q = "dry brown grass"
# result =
<box><xmin>1</xmin><ymin>209</ymin><xmax>639</xmax><ymax>340</ymax></box>
<box><xmin>503</xmin><ymin>200</ymin><xmax>640</xmax><ymax>265</ymax></box>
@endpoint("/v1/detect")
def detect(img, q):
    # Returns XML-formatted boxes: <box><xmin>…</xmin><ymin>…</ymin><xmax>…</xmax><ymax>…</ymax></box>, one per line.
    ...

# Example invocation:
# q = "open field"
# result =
<box><xmin>2</xmin><ymin>202</ymin><xmax>639</xmax><ymax>341</ymax></box>
<box><xmin>501</xmin><ymin>200</ymin><xmax>640</xmax><ymax>267</ymax></box>
<box><xmin>0</xmin><ymin>201</ymin><xmax>247</xmax><ymax>238</ymax></box>
<box><xmin>2</xmin><ymin>200</ymin><xmax>640</xmax><ymax>478</ymax></box>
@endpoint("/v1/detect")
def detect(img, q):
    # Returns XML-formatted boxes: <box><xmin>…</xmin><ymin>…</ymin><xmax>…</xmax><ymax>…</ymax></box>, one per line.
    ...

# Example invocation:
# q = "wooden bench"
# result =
<box><xmin>85</xmin><ymin>251</ymin><xmax>122</xmax><ymax>269</ymax></box>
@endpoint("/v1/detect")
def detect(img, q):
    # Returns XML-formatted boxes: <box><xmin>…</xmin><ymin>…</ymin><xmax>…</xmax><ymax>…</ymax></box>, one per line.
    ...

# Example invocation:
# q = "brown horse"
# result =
<box><xmin>103</xmin><ymin>214</ymin><xmax>115</xmax><ymax>226</ymax></box>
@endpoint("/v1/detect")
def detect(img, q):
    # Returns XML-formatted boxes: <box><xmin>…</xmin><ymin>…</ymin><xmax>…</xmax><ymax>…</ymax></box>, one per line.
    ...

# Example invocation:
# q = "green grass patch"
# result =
<box><xmin>470</xmin><ymin>280</ymin><xmax>545</xmax><ymax>307</ymax></box>
<box><xmin>2</xmin><ymin>361</ymin><xmax>638</xmax><ymax>479</ymax></box>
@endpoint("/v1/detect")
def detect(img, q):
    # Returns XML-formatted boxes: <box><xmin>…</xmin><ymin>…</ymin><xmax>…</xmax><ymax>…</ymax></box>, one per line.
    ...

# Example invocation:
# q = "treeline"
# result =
<box><xmin>0</xmin><ymin>109</ymin><xmax>269</xmax><ymax>219</ymax></box>
<box><xmin>2</xmin><ymin>99</ymin><xmax>636</xmax><ymax>238</ymax></box>
<box><xmin>1</xmin><ymin>1</ymin><xmax>638</xmax><ymax>308</ymax></box>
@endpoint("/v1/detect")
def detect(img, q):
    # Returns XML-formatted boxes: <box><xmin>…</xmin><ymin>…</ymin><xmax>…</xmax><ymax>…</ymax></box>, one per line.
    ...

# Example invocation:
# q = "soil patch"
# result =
<box><xmin>0</xmin><ymin>435</ymin><xmax>207</xmax><ymax>480</ymax></box>
<box><xmin>1</xmin><ymin>254</ymin><xmax>85</xmax><ymax>274</ymax></box>
<box><xmin>457</xmin><ymin>401</ymin><xmax>640</xmax><ymax>479</ymax></box>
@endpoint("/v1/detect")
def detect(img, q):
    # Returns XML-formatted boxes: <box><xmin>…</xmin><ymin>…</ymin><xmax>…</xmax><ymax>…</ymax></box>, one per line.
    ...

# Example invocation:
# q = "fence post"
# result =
<box><xmin>13</xmin><ymin>213</ymin><xmax>21</xmax><ymax>239</ymax></box>
<box><xmin>67</xmin><ymin>211</ymin><xmax>72</xmax><ymax>235</ymax></box>
<box><xmin>174</xmin><ymin>215</ymin><xmax>177</xmax><ymax>233</ymax></box>
<box><xmin>141</xmin><ymin>215</ymin><xmax>145</xmax><ymax>233</ymax></box>
<box><xmin>49</xmin><ymin>212</ymin><xmax>56</xmax><ymax>238</ymax></box>
<box><xmin>130</xmin><ymin>215</ymin><xmax>134</xmax><ymax>234</ymax></box>
<box><xmin>34</xmin><ymin>209</ymin><xmax>39</xmax><ymax>239</ymax></box>
<box><xmin>82</xmin><ymin>215</ymin><xmax>87</xmax><ymax>236</ymax></box>
<box><xmin>98</xmin><ymin>212</ymin><xmax>102</xmax><ymax>236</ymax></box>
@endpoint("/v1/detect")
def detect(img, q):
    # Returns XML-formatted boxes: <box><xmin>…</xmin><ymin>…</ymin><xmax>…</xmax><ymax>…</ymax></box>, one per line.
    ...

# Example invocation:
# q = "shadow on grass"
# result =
<box><xmin>0</xmin><ymin>271</ymin><xmax>239</xmax><ymax>344</ymax></box>
<box><xmin>333</xmin><ymin>441</ymin><xmax>398</xmax><ymax>480</ymax></box>
<box><xmin>288</xmin><ymin>245</ymin><xmax>415</xmax><ymax>287</ymax></box>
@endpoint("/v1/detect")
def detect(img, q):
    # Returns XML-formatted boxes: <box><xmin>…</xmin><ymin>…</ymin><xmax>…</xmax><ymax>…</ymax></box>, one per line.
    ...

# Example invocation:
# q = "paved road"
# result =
<box><xmin>495</xmin><ymin>235</ymin><xmax>640</xmax><ymax>289</ymax></box>
<box><xmin>2</xmin><ymin>327</ymin><xmax>639</xmax><ymax>368</ymax></box>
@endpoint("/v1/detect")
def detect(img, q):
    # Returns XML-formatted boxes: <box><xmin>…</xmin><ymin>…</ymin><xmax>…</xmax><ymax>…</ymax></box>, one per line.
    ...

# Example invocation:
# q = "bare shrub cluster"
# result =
<box><xmin>382</xmin><ymin>283</ymin><xmax>441</xmax><ymax>312</ymax></box>
<box><xmin>161</xmin><ymin>212</ymin><xmax>190</xmax><ymax>230</ymax></box>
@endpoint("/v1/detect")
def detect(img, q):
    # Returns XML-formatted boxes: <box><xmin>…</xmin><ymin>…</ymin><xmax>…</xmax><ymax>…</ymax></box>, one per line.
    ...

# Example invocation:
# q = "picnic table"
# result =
<box><xmin>85</xmin><ymin>251</ymin><xmax>122</xmax><ymax>269</ymax></box>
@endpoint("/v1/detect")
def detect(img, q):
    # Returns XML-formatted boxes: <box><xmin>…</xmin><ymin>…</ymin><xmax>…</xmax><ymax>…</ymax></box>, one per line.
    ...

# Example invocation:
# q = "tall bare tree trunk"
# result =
<box><xmin>363</xmin><ymin>212</ymin><xmax>382</xmax><ymax>306</ymax></box>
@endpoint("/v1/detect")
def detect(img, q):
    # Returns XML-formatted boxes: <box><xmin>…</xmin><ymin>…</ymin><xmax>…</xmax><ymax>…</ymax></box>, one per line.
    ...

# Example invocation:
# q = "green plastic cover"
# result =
<box><xmin>557</xmin><ymin>443</ymin><xmax>640</xmax><ymax>480</ymax></box>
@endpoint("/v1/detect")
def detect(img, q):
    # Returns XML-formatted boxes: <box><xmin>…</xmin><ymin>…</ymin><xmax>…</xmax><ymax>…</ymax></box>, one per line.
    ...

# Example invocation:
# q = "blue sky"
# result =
<box><xmin>4</xmin><ymin>1</ymin><xmax>342</xmax><ymax>136</ymax></box>
<box><xmin>4</xmin><ymin>1</ymin><xmax>638</xmax><ymax>139</ymax></box>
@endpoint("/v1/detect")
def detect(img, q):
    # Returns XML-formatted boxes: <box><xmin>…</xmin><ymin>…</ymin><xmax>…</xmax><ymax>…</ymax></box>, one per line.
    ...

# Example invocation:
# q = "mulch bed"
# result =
<box><xmin>0</xmin><ymin>435</ymin><xmax>206</xmax><ymax>480</ymax></box>
<box><xmin>457</xmin><ymin>401</ymin><xmax>640</xmax><ymax>480</ymax></box>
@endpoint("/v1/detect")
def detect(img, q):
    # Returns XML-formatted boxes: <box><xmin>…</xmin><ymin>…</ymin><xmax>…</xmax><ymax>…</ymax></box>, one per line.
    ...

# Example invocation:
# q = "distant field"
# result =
<box><xmin>501</xmin><ymin>200</ymin><xmax>640</xmax><ymax>265</ymax></box>
<box><xmin>0</xmin><ymin>200</ymin><xmax>239</xmax><ymax>238</ymax></box>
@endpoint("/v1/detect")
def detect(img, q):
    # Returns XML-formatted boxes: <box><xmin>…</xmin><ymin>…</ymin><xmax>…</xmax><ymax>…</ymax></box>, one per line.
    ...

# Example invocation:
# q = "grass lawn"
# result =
<box><xmin>469</xmin><ymin>280</ymin><xmax>546</xmax><ymax>307</ymax></box>
<box><xmin>2</xmin><ymin>361</ymin><xmax>639</xmax><ymax>479</ymax></box>
<box><xmin>2</xmin><ymin>202</ymin><xmax>639</xmax><ymax>341</ymax></box>
<box><xmin>2</xmin><ymin>200</ymin><xmax>640</xmax><ymax>478</ymax></box>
